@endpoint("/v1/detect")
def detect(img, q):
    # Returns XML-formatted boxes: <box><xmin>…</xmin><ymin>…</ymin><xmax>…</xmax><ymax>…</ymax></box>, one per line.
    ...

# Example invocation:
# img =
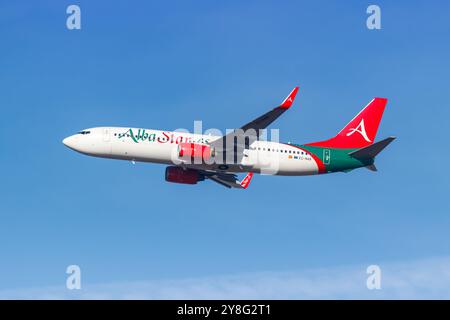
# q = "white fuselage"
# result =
<box><xmin>63</xmin><ymin>127</ymin><xmax>321</xmax><ymax>176</ymax></box>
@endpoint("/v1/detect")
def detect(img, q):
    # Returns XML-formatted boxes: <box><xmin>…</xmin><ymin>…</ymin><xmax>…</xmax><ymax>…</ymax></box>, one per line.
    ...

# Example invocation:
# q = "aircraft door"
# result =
<box><xmin>323</xmin><ymin>149</ymin><xmax>331</xmax><ymax>165</ymax></box>
<box><xmin>103</xmin><ymin>128</ymin><xmax>110</xmax><ymax>142</ymax></box>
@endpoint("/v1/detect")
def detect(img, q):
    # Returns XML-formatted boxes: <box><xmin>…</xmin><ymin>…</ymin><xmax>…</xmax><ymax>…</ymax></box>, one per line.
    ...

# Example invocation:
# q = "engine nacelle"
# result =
<box><xmin>165</xmin><ymin>166</ymin><xmax>204</xmax><ymax>185</ymax></box>
<box><xmin>178</xmin><ymin>143</ymin><xmax>214</xmax><ymax>161</ymax></box>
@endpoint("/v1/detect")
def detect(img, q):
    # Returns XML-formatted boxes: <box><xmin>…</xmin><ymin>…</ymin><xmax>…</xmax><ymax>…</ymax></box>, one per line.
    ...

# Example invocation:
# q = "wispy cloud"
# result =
<box><xmin>2</xmin><ymin>256</ymin><xmax>450</xmax><ymax>299</ymax></box>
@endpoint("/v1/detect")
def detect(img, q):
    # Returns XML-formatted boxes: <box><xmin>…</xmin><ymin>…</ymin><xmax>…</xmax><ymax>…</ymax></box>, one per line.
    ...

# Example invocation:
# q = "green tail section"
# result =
<box><xmin>297</xmin><ymin>136</ymin><xmax>395</xmax><ymax>173</ymax></box>
<box><xmin>301</xmin><ymin>145</ymin><xmax>373</xmax><ymax>173</ymax></box>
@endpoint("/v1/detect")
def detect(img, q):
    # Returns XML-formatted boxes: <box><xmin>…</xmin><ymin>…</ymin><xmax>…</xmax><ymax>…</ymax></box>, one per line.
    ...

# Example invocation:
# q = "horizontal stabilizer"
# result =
<box><xmin>349</xmin><ymin>136</ymin><xmax>396</xmax><ymax>159</ymax></box>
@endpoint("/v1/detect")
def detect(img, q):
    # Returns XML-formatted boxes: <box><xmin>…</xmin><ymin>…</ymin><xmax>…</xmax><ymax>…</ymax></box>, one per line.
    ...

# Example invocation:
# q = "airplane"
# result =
<box><xmin>62</xmin><ymin>87</ymin><xmax>395</xmax><ymax>189</ymax></box>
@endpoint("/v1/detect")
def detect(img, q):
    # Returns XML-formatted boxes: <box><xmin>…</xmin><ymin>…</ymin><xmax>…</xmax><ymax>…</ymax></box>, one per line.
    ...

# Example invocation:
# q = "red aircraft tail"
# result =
<box><xmin>306</xmin><ymin>98</ymin><xmax>388</xmax><ymax>149</ymax></box>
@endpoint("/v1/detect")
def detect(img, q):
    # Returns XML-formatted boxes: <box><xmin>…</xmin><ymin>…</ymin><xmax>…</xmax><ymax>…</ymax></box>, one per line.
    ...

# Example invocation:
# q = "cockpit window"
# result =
<box><xmin>78</xmin><ymin>130</ymin><xmax>91</xmax><ymax>135</ymax></box>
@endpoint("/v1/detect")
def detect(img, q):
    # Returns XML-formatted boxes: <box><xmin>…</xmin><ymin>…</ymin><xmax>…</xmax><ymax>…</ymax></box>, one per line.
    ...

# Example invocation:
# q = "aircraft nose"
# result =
<box><xmin>62</xmin><ymin>135</ymin><xmax>77</xmax><ymax>149</ymax></box>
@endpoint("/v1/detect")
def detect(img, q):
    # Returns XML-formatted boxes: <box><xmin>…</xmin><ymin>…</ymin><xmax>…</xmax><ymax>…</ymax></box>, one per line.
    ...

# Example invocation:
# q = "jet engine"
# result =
<box><xmin>178</xmin><ymin>143</ymin><xmax>214</xmax><ymax>161</ymax></box>
<box><xmin>165</xmin><ymin>166</ymin><xmax>204</xmax><ymax>185</ymax></box>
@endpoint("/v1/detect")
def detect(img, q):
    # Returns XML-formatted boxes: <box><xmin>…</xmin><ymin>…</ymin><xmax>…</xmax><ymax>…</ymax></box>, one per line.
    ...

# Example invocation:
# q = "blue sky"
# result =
<box><xmin>1</xmin><ymin>0</ymin><xmax>450</xmax><ymax>298</ymax></box>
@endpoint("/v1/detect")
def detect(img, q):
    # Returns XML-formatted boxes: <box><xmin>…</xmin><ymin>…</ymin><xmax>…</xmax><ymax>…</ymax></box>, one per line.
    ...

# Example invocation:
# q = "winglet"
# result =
<box><xmin>278</xmin><ymin>86</ymin><xmax>299</xmax><ymax>109</ymax></box>
<box><xmin>240</xmin><ymin>172</ymin><xmax>254</xmax><ymax>189</ymax></box>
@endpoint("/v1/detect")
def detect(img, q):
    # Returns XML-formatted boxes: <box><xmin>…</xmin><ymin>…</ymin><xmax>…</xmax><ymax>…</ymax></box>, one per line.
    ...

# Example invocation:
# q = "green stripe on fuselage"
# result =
<box><xmin>296</xmin><ymin>145</ymin><xmax>374</xmax><ymax>173</ymax></box>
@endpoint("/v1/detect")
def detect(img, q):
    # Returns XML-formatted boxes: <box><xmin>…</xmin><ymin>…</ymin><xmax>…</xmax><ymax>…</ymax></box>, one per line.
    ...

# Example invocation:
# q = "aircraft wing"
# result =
<box><xmin>210</xmin><ymin>86</ymin><xmax>299</xmax><ymax>152</ymax></box>
<box><xmin>240</xmin><ymin>86</ymin><xmax>299</xmax><ymax>133</ymax></box>
<box><xmin>201</xmin><ymin>171</ymin><xmax>254</xmax><ymax>189</ymax></box>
